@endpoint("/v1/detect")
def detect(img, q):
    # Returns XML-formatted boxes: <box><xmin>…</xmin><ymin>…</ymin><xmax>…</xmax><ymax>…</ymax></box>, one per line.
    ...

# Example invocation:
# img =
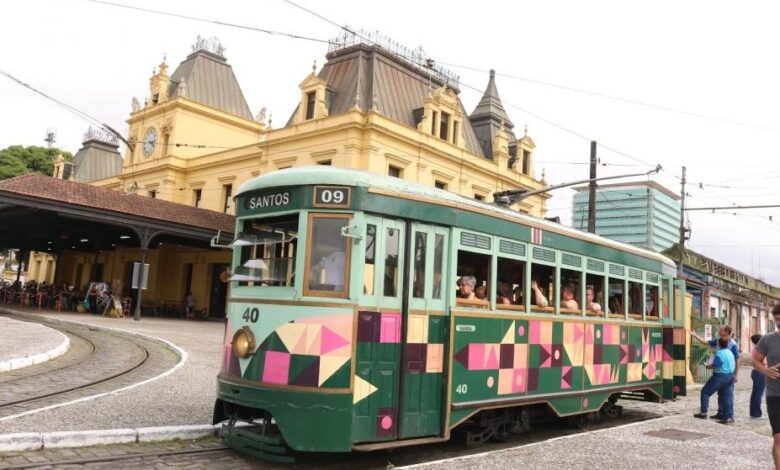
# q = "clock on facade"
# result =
<box><xmin>143</xmin><ymin>127</ymin><xmax>157</xmax><ymax>157</ymax></box>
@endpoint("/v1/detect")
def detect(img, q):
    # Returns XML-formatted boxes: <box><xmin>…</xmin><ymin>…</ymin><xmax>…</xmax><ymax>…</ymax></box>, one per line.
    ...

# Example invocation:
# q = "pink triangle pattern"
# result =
<box><xmin>321</xmin><ymin>326</ymin><xmax>350</xmax><ymax>355</ymax></box>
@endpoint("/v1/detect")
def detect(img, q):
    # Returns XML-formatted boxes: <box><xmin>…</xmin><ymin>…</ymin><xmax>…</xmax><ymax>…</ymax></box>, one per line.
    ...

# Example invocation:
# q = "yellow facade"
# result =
<box><xmin>63</xmin><ymin>42</ymin><xmax>549</xmax><ymax>316</ymax></box>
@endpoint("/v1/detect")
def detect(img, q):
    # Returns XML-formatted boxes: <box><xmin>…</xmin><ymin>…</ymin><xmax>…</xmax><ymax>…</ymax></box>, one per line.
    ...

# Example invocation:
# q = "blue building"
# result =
<box><xmin>572</xmin><ymin>181</ymin><xmax>680</xmax><ymax>252</ymax></box>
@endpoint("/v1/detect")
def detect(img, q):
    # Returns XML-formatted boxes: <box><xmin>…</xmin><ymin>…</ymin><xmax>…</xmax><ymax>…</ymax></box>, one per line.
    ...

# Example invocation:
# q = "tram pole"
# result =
<box><xmin>678</xmin><ymin>166</ymin><xmax>687</xmax><ymax>277</ymax></box>
<box><xmin>587</xmin><ymin>141</ymin><xmax>597</xmax><ymax>233</ymax></box>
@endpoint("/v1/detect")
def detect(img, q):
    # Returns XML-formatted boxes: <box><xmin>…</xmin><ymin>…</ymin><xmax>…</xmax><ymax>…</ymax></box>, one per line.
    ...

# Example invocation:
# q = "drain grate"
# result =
<box><xmin>644</xmin><ymin>428</ymin><xmax>709</xmax><ymax>441</ymax></box>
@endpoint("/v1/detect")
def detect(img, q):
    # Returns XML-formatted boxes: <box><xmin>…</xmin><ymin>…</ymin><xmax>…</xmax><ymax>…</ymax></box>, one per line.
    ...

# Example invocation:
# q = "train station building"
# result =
<box><xmin>8</xmin><ymin>33</ymin><xmax>551</xmax><ymax>318</ymax></box>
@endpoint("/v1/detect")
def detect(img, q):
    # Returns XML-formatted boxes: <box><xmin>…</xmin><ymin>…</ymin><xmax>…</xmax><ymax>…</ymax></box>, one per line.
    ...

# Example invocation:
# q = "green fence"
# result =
<box><xmin>689</xmin><ymin>316</ymin><xmax>722</xmax><ymax>384</ymax></box>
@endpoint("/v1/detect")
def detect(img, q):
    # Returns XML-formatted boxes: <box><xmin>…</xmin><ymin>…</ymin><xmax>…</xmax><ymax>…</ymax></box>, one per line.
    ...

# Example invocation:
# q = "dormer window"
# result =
<box><xmin>431</xmin><ymin>111</ymin><xmax>438</xmax><ymax>137</ymax></box>
<box><xmin>152</xmin><ymin>93</ymin><xmax>159</xmax><ymax>105</ymax></box>
<box><xmin>440</xmin><ymin>112</ymin><xmax>449</xmax><ymax>141</ymax></box>
<box><xmin>305</xmin><ymin>91</ymin><xmax>316</xmax><ymax>120</ymax></box>
<box><xmin>453</xmin><ymin>120</ymin><xmax>460</xmax><ymax>145</ymax></box>
<box><xmin>522</xmin><ymin>149</ymin><xmax>531</xmax><ymax>175</ymax></box>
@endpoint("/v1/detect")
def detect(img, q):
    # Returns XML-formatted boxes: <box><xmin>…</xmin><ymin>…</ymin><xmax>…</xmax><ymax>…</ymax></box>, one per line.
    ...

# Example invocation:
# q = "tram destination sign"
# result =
<box><xmin>313</xmin><ymin>186</ymin><xmax>351</xmax><ymax>208</ymax></box>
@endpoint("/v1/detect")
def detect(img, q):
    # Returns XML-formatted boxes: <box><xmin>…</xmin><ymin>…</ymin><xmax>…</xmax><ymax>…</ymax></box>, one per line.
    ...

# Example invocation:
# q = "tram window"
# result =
<box><xmin>496</xmin><ymin>257</ymin><xmax>524</xmax><ymax>309</ymax></box>
<box><xmin>306</xmin><ymin>215</ymin><xmax>350</xmax><ymax>296</ymax></box>
<box><xmin>432</xmin><ymin>234</ymin><xmax>444</xmax><ymax>300</ymax></box>
<box><xmin>661</xmin><ymin>278</ymin><xmax>671</xmax><ymax>319</ymax></box>
<box><xmin>383</xmin><ymin>227</ymin><xmax>400</xmax><ymax>297</ymax></box>
<box><xmin>234</xmin><ymin>214</ymin><xmax>298</xmax><ymax>287</ymax></box>
<box><xmin>585</xmin><ymin>274</ymin><xmax>605</xmax><ymax>316</ymax></box>
<box><xmin>412</xmin><ymin>232</ymin><xmax>427</xmax><ymax>298</ymax></box>
<box><xmin>646</xmin><ymin>285</ymin><xmax>659</xmax><ymax>318</ymax></box>
<box><xmin>559</xmin><ymin>269</ymin><xmax>581</xmax><ymax>313</ymax></box>
<box><xmin>364</xmin><ymin>224</ymin><xmax>376</xmax><ymax>295</ymax></box>
<box><xmin>530</xmin><ymin>264</ymin><xmax>553</xmax><ymax>309</ymax></box>
<box><xmin>456</xmin><ymin>250</ymin><xmax>490</xmax><ymax>307</ymax></box>
<box><xmin>628</xmin><ymin>281</ymin><xmax>643</xmax><ymax>317</ymax></box>
<box><xmin>608</xmin><ymin>279</ymin><xmax>625</xmax><ymax>316</ymax></box>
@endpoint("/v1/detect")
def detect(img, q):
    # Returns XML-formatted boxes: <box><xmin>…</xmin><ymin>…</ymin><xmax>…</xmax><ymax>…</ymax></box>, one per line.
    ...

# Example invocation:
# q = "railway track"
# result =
<box><xmin>0</xmin><ymin>315</ymin><xmax>154</xmax><ymax>418</ymax></box>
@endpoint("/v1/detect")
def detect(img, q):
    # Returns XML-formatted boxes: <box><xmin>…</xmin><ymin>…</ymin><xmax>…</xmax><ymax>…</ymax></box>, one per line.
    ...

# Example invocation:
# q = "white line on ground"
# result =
<box><xmin>394</xmin><ymin>414</ymin><xmax>677</xmax><ymax>469</ymax></box>
<box><xmin>0</xmin><ymin>321</ymin><xmax>70</xmax><ymax>372</ymax></box>
<box><xmin>0</xmin><ymin>309</ymin><xmax>188</xmax><ymax>424</ymax></box>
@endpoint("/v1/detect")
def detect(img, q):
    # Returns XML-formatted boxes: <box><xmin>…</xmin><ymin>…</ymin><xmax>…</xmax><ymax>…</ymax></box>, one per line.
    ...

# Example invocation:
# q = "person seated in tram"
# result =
<box><xmin>609</xmin><ymin>295</ymin><xmax>624</xmax><ymax>315</ymax></box>
<box><xmin>456</xmin><ymin>276</ymin><xmax>476</xmax><ymax>300</ymax></box>
<box><xmin>496</xmin><ymin>282</ymin><xmax>514</xmax><ymax>305</ymax></box>
<box><xmin>475</xmin><ymin>284</ymin><xmax>487</xmax><ymax>301</ymax></box>
<box><xmin>646</xmin><ymin>288</ymin><xmax>658</xmax><ymax>316</ymax></box>
<box><xmin>530</xmin><ymin>281</ymin><xmax>549</xmax><ymax>308</ymax></box>
<box><xmin>560</xmin><ymin>283</ymin><xmax>579</xmax><ymax>310</ymax></box>
<box><xmin>586</xmin><ymin>286</ymin><xmax>602</xmax><ymax>313</ymax></box>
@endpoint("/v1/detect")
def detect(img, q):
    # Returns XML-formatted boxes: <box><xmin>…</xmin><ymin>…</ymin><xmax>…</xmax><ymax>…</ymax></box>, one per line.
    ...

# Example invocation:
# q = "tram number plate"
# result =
<box><xmin>242</xmin><ymin>307</ymin><xmax>259</xmax><ymax>323</ymax></box>
<box><xmin>313</xmin><ymin>186</ymin><xmax>350</xmax><ymax>207</ymax></box>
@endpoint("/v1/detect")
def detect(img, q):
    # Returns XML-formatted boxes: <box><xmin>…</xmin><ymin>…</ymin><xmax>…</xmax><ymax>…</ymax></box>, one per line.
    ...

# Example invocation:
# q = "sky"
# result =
<box><xmin>3</xmin><ymin>0</ymin><xmax>780</xmax><ymax>284</ymax></box>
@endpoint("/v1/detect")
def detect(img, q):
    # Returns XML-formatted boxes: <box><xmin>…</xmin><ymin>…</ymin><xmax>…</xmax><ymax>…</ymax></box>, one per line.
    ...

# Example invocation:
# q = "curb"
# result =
<box><xmin>0</xmin><ymin>321</ymin><xmax>70</xmax><ymax>373</ymax></box>
<box><xmin>0</xmin><ymin>424</ymin><xmax>219</xmax><ymax>452</ymax></box>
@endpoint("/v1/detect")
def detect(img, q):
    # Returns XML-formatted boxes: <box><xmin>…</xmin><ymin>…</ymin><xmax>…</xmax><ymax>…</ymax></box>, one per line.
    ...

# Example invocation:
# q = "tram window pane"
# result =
<box><xmin>432</xmin><ymin>234</ymin><xmax>444</xmax><ymax>299</ymax></box>
<box><xmin>496</xmin><ymin>257</ymin><xmax>524</xmax><ymax>308</ymax></box>
<box><xmin>235</xmin><ymin>214</ymin><xmax>298</xmax><ymax>287</ymax></box>
<box><xmin>530</xmin><ymin>264</ymin><xmax>553</xmax><ymax>309</ymax></box>
<box><xmin>364</xmin><ymin>224</ymin><xmax>376</xmax><ymax>295</ymax></box>
<box><xmin>307</xmin><ymin>216</ymin><xmax>350</xmax><ymax>294</ymax></box>
<box><xmin>560</xmin><ymin>269</ymin><xmax>581</xmax><ymax>313</ymax></box>
<box><xmin>456</xmin><ymin>250</ymin><xmax>490</xmax><ymax>307</ymax></box>
<box><xmin>608</xmin><ymin>279</ymin><xmax>625</xmax><ymax>316</ymax></box>
<box><xmin>383</xmin><ymin>227</ymin><xmax>400</xmax><ymax>297</ymax></box>
<box><xmin>646</xmin><ymin>285</ymin><xmax>659</xmax><ymax>318</ymax></box>
<box><xmin>413</xmin><ymin>232</ymin><xmax>427</xmax><ymax>298</ymax></box>
<box><xmin>662</xmin><ymin>279</ymin><xmax>671</xmax><ymax>319</ymax></box>
<box><xmin>628</xmin><ymin>281</ymin><xmax>642</xmax><ymax>317</ymax></box>
<box><xmin>585</xmin><ymin>274</ymin><xmax>605</xmax><ymax>316</ymax></box>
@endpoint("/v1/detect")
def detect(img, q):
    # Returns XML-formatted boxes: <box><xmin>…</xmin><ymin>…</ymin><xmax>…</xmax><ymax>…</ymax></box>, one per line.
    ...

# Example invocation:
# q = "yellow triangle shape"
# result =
<box><xmin>276</xmin><ymin>323</ymin><xmax>307</xmax><ymax>353</ymax></box>
<box><xmin>501</xmin><ymin>321</ymin><xmax>515</xmax><ymax>344</ymax></box>
<box><xmin>353</xmin><ymin>375</ymin><xmax>378</xmax><ymax>404</ymax></box>
<box><xmin>319</xmin><ymin>355</ymin><xmax>350</xmax><ymax>386</ymax></box>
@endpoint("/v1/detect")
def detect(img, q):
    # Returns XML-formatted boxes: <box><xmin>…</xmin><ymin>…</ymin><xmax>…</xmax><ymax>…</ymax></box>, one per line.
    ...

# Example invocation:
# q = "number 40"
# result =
<box><xmin>242</xmin><ymin>307</ymin><xmax>259</xmax><ymax>323</ymax></box>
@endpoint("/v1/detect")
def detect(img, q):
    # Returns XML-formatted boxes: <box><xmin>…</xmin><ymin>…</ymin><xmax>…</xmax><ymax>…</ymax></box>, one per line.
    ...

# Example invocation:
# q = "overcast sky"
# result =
<box><xmin>3</xmin><ymin>0</ymin><xmax>780</xmax><ymax>284</ymax></box>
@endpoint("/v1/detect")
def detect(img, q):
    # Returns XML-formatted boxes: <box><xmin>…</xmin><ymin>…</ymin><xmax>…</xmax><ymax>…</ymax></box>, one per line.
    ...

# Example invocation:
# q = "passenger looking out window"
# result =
<box><xmin>456</xmin><ymin>276</ymin><xmax>476</xmax><ymax>300</ymax></box>
<box><xmin>646</xmin><ymin>285</ymin><xmax>659</xmax><ymax>317</ymax></box>
<box><xmin>496</xmin><ymin>282</ymin><xmax>513</xmax><ymax>305</ymax></box>
<box><xmin>474</xmin><ymin>284</ymin><xmax>487</xmax><ymax>300</ymax></box>
<box><xmin>586</xmin><ymin>286</ymin><xmax>602</xmax><ymax>313</ymax></box>
<box><xmin>560</xmin><ymin>283</ymin><xmax>579</xmax><ymax>310</ymax></box>
<box><xmin>531</xmin><ymin>281</ymin><xmax>549</xmax><ymax>308</ymax></box>
<box><xmin>530</xmin><ymin>264</ymin><xmax>553</xmax><ymax>309</ymax></box>
<box><xmin>306</xmin><ymin>215</ymin><xmax>350</xmax><ymax>295</ymax></box>
<box><xmin>496</xmin><ymin>257</ymin><xmax>524</xmax><ymax>309</ymax></box>
<box><xmin>628</xmin><ymin>282</ymin><xmax>642</xmax><ymax>317</ymax></box>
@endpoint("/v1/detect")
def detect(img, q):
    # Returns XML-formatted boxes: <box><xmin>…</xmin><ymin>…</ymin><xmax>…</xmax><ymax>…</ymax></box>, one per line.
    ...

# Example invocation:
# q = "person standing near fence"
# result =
<box><xmin>690</xmin><ymin>325</ymin><xmax>740</xmax><ymax>420</ymax></box>
<box><xmin>753</xmin><ymin>305</ymin><xmax>780</xmax><ymax>470</ymax></box>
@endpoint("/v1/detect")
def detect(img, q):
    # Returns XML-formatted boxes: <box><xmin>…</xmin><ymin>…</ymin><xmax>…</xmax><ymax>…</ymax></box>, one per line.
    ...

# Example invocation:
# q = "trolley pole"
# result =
<box><xmin>678</xmin><ymin>166</ymin><xmax>687</xmax><ymax>277</ymax></box>
<box><xmin>587</xmin><ymin>141</ymin><xmax>597</xmax><ymax>233</ymax></box>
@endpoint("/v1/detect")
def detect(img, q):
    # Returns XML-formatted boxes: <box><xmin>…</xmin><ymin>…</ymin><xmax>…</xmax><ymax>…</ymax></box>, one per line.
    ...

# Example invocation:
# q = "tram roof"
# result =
<box><xmin>237</xmin><ymin>166</ymin><xmax>677</xmax><ymax>269</ymax></box>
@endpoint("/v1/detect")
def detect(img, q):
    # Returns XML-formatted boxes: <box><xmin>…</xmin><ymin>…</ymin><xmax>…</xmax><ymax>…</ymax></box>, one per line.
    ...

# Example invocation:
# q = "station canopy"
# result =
<box><xmin>0</xmin><ymin>174</ymin><xmax>234</xmax><ymax>254</ymax></box>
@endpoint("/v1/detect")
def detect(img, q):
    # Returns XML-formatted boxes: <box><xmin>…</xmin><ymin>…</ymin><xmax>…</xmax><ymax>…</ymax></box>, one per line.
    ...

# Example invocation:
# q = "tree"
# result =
<box><xmin>0</xmin><ymin>145</ymin><xmax>73</xmax><ymax>180</ymax></box>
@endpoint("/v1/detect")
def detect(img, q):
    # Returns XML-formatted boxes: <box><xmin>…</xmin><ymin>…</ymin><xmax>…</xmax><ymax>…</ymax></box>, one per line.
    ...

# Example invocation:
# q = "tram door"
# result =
<box><xmin>660</xmin><ymin>277</ymin><xmax>687</xmax><ymax>399</ymax></box>
<box><xmin>399</xmin><ymin>223</ymin><xmax>449</xmax><ymax>439</ymax></box>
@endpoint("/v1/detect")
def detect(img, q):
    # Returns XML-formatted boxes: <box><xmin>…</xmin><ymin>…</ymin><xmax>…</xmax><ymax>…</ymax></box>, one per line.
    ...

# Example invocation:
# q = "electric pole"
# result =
<box><xmin>678</xmin><ymin>166</ymin><xmax>687</xmax><ymax>276</ymax></box>
<box><xmin>587</xmin><ymin>141</ymin><xmax>597</xmax><ymax>233</ymax></box>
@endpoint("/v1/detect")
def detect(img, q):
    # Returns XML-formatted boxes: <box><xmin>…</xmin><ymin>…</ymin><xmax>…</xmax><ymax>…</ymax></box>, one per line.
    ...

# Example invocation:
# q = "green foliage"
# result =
<box><xmin>0</xmin><ymin>145</ymin><xmax>73</xmax><ymax>180</ymax></box>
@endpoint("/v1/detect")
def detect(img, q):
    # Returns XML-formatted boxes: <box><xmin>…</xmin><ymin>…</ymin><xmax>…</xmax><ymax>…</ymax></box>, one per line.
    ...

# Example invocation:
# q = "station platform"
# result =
<box><xmin>0</xmin><ymin>315</ymin><xmax>69</xmax><ymax>372</ymax></box>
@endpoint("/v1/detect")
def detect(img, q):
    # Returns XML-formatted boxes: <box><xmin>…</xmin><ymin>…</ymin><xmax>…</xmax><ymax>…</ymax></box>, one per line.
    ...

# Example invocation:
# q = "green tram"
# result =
<box><xmin>213</xmin><ymin>166</ymin><xmax>688</xmax><ymax>460</ymax></box>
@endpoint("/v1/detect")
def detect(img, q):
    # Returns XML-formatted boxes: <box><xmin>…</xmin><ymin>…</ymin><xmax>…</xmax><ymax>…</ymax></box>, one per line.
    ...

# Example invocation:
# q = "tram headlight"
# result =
<box><xmin>232</xmin><ymin>326</ymin><xmax>256</xmax><ymax>359</ymax></box>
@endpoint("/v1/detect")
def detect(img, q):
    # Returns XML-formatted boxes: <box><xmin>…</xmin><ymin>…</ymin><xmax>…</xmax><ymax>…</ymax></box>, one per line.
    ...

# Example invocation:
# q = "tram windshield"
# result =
<box><xmin>233</xmin><ymin>214</ymin><xmax>298</xmax><ymax>286</ymax></box>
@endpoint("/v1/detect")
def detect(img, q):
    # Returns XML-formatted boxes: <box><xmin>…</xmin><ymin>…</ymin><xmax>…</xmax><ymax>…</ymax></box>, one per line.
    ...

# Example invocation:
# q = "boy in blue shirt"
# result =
<box><xmin>694</xmin><ymin>337</ymin><xmax>736</xmax><ymax>424</ymax></box>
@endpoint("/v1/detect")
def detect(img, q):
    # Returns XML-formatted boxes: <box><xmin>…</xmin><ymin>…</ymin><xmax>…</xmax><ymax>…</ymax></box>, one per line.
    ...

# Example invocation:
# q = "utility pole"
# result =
<box><xmin>678</xmin><ymin>166</ymin><xmax>687</xmax><ymax>276</ymax></box>
<box><xmin>587</xmin><ymin>141</ymin><xmax>597</xmax><ymax>233</ymax></box>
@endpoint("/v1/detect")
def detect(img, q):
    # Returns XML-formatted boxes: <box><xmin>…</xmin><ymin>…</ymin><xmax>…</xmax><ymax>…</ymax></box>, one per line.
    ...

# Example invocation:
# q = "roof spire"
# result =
<box><xmin>469</xmin><ymin>68</ymin><xmax>513</xmax><ymax>129</ymax></box>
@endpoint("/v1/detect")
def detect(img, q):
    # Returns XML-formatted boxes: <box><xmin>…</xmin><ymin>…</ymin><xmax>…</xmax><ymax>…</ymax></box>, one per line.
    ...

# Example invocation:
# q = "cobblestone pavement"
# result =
<box><xmin>0</xmin><ymin>316</ymin><xmax>64</xmax><ymax>366</ymax></box>
<box><xmin>0</xmin><ymin>313</ymin><xmax>179</xmax><ymax>432</ymax></box>
<box><xmin>0</xmin><ymin>308</ymin><xmax>222</xmax><ymax>432</ymax></box>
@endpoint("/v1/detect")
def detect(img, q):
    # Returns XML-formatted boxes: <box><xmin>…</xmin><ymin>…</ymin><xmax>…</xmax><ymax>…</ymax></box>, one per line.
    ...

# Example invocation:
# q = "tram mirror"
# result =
<box><xmin>340</xmin><ymin>224</ymin><xmax>363</xmax><ymax>241</ymax></box>
<box><xmin>231</xmin><ymin>230</ymin><xmax>296</xmax><ymax>247</ymax></box>
<box><xmin>210</xmin><ymin>230</ymin><xmax>232</xmax><ymax>248</ymax></box>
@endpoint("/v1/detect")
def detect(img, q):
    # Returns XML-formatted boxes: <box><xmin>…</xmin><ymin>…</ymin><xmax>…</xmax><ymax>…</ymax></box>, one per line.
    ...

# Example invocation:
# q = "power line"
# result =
<box><xmin>86</xmin><ymin>0</ymin><xmax>332</xmax><ymax>44</ymax></box>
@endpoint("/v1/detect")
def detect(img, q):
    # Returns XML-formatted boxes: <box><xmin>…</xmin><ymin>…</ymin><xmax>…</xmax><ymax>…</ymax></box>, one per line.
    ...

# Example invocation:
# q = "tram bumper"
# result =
<box><xmin>215</xmin><ymin>376</ymin><xmax>353</xmax><ymax>452</ymax></box>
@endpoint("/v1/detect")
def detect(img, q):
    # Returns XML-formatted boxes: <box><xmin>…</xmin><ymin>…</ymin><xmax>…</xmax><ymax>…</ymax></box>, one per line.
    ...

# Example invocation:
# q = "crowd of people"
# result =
<box><xmin>0</xmin><ymin>280</ymin><xmax>119</xmax><ymax>315</ymax></box>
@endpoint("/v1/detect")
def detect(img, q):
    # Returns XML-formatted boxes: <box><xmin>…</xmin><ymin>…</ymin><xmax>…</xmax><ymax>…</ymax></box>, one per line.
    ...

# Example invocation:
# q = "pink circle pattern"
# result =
<box><xmin>518</xmin><ymin>325</ymin><xmax>525</xmax><ymax>336</ymax></box>
<box><xmin>381</xmin><ymin>416</ymin><xmax>392</xmax><ymax>430</ymax></box>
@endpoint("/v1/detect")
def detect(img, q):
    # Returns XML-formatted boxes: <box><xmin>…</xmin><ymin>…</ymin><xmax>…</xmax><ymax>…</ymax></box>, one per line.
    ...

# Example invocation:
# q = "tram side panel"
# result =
<box><xmin>448</xmin><ymin>314</ymin><xmax>666</xmax><ymax>427</ymax></box>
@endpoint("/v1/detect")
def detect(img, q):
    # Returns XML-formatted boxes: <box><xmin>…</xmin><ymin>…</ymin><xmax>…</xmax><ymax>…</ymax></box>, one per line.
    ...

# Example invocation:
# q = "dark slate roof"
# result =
<box><xmin>287</xmin><ymin>44</ymin><xmax>486</xmax><ymax>157</ymax></box>
<box><xmin>468</xmin><ymin>69</ymin><xmax>516</xmax><ymax>159</ymax></box>
<box><xmin>71</xmin><ymin>138</ymin><xmax>123</xmax><ymax>183</ymax></box>
<box><xmin>167</xmin><ymin>49</ymin><xmax>253</xmax><ymax>120</ymax></box>
<box><xmin>0</xmin><ymin>174</ymin><xmax>234</xmax><ymax>233</ymax></box>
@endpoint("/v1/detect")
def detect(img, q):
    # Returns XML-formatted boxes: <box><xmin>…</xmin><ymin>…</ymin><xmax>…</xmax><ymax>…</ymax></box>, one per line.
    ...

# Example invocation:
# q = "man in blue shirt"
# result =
<box><xmin>691</xmin><ymin>325</ymin><xmax>740</xmax><ymax>420</ymax></box>
<box><xmin>694</xmin><ymin>337</ymin><xmax>736</xmax><ymax>423</ymax></box>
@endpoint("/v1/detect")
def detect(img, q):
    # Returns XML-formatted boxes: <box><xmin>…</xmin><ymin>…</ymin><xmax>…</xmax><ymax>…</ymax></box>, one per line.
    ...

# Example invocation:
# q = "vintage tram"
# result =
<box><xmin>213</xmin><ymin>167</ymin><xmax>687</xmax><ymax>461</ymax></box>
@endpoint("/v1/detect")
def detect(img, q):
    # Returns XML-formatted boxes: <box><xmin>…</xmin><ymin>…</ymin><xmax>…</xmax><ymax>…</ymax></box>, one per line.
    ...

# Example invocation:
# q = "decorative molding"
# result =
<box><xmin>385</xmin><ymin>152</ymin><xmax>412</xmax><ymax>167</ymax></box>
<box><xmin>217</xmin><ymin>175</ymin><xmax>237</xmax><ymax>184</ymax></box>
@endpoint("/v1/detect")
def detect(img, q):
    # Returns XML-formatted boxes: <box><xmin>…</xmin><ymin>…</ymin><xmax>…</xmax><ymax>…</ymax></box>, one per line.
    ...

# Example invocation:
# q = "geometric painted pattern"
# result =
<box><xmin>239</xmin><ymin>313</ymin><xmax>353</xmax><ymax>389</ymax></box>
